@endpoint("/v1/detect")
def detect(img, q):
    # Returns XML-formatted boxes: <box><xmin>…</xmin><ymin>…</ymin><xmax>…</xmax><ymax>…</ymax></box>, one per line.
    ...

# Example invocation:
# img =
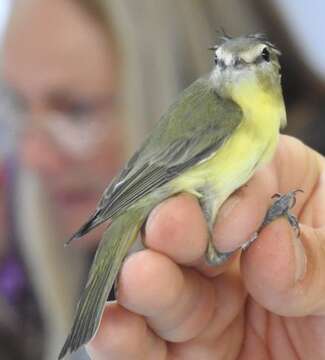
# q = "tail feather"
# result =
<box><xmin>65</xmin><ymin>210</ymin><xmax>106</xmax><ymax>245</ymax></box>
<box><xmin>58</xmin><ymin>207</ymin><xmax>148</xmax><ymax>359</ymax></box>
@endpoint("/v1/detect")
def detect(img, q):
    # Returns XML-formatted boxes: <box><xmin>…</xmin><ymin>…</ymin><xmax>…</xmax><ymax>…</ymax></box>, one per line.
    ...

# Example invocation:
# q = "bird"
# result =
<box><xmin>59</xmin><ymin>33</ymin><xmax>287</xmax><ymax>358</ymax></box>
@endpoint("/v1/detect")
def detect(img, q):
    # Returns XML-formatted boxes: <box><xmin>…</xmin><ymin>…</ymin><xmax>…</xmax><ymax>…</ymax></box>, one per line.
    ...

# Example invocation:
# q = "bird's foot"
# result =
<box><xmin>243</xmin><ymin>189</ymin><xmax>303</xmax><ymax>251</ymax></box>
<box><xmin>260</xmin><ymin>189</ymin><xmax>303</xmax><ymax>235</ymax></box>
<box><xmin>205</xmin><ymin>190</ymin><xmax>303</xmax><ymax>265</ymax></box>
<box><xmin>205</xmin><ymin>235</ymin><xmax>236</xmax><ymax>266</ymax></box>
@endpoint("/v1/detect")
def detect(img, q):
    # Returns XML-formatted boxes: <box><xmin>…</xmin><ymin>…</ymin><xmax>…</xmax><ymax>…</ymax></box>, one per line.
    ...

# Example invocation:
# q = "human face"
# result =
<box><xmin>2</xmin><ymin>0</ymin><xmax>125</xmax><ymax>241</ymax></box>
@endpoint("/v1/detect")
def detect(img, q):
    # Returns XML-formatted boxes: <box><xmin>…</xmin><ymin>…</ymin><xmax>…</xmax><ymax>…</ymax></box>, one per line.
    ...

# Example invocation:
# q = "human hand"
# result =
<box><xmin>86</xmin><ymin>135</ymin><xmax>325</xmax><ymax>359</ymax></box>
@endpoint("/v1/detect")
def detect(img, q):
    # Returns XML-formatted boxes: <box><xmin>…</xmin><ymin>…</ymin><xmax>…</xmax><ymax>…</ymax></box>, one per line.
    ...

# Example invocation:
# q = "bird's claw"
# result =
<box><xmin>243</xmin><ymin>189</ymin><xmax>303</xmax><ymax>252</ymax></box>
<box><xmin>260</xmin><ymin>189</ymin><xmax>303</xmax><ymax>235</ymax></box>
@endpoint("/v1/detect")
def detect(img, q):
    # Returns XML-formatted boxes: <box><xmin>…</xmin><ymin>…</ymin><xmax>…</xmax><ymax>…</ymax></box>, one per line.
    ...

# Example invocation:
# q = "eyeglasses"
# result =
<box><xmin>0</xmin><ymin>85</ymin><xmax>119</xmax><ymax>158</ymax></box>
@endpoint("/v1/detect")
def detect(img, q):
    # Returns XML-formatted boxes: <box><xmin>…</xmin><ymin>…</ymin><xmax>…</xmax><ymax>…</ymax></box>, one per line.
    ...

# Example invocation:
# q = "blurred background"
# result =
<box><xmin>0</xmin><ymin>0</ymin><xmax>323</xmax><ymax>359</ymax></box>
<box><xmin>0</xmin><ymin>1</ymin><xmax>10</xmax><ymax>39</ymax></box>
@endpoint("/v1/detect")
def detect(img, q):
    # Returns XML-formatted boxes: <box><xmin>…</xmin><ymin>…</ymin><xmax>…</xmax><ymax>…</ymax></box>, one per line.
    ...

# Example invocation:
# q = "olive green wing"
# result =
<box><xmin>99</xmin><ymin>78</ymin><xmax>242</xmax><ymax>214</ymax></box>
<box><xmin>70</xmin><ymin>77</ymin><xmax>242</xmax><ymax>241</ymax></box>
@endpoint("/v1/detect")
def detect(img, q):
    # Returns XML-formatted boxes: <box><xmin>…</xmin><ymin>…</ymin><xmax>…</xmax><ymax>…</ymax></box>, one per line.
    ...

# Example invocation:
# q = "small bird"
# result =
<box><xmin>59</xmin><ymin>33</ymin><xmax>291</xmax><ymax>358</ymax></box>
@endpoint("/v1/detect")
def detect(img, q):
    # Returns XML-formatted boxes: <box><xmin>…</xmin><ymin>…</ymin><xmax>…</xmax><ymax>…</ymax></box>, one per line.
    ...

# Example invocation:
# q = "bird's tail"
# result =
<box><xmin>58</xmin><ymin>206</ymin><xmax>149</xmax><ymax>359</ymax></box>
<box><xmin>65</xmin><ymin>210</ymin><xmax>105</xmax><ymax>245</ymax></box>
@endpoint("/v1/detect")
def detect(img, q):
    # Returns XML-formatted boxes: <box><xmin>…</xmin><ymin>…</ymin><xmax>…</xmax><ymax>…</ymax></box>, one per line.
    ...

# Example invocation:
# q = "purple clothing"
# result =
<box><xmin>0</xmin><ymin>158</ymin><xmax>27</xmax><ymax>307</ymax></box>
<box><xmin>0</xmin><ymin>156</ymin><xmax>44</xmax><ymax>360</ymax></box>
<box><xmin>0</xmin><ymin>254</ymin><xmax>26</xmax><ymax>305</ymax></box>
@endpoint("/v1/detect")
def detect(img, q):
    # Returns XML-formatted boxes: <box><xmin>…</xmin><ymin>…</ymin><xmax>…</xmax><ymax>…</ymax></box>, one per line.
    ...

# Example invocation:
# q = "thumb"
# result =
<box><xmin>241</xmin><ymin>218</ymin><xmax>325</xmax><ymax>316</ymax></box>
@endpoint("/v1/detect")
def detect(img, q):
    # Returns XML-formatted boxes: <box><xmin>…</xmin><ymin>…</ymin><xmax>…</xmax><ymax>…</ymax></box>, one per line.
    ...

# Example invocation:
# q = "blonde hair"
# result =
<box><xmin>74</xmin><ymin>0</ymin><xmax>219</xmax><ymax>148</ymax></box>
<box><xmin>13</xmin><ymin>0</ymin><xmax>260</xmax><ymax>358</ymax></box>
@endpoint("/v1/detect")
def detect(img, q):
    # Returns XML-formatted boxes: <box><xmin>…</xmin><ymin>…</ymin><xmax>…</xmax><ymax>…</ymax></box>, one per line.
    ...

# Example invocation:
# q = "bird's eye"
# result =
<box><xmin>214</xmin><ymin>55</ymin><xmax>218</xmax><ymax>65</ymax></box>
<box><xmin>261</xmin><ymin>47</ymin><xmax>270</xmax><ymax>62</ymax></box>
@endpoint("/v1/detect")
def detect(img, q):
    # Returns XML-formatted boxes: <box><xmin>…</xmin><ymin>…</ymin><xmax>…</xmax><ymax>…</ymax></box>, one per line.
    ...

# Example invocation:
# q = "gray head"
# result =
<box><xmin>210</xmin><ymin>34</ymin><xmax>282</xmax><ymax>97</ymax></box>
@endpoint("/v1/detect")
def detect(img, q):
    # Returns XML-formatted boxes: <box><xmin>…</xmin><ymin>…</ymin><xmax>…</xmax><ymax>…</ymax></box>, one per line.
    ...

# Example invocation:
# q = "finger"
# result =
<box><xmin>241</xmin><ymin>218</ymin><xmax>325</xmax><ymax>316</ymax></box>
<box><xmin>117</xmin><ymin>249</ymin><xmax>246</xmax><ymax>346</ymax></box>
<box><xmin>86</xmin><ymin>302</ymin><xmax>167</xmax><ymax>360</ymax></box>
<box><xmin>168</xmin><ymin>267</ymin><xmax>246</xmax><ymax>359</ymax></box>
<box><xmin>144</xmin><ymin>194</ymin><xmax>208</xmax><ymax>265</ymax></box>
<box><xmin>212</xmin><ymin>163</ymin><xmax>278</xmax><ymax>252</ymax></box>
<box><xmin>274</xmin><ymin>135</ymin><xmax>322</xmax><ymax>203</ymax></box>
<box><xmin>145</xmin><ymin>193</ymin><xmax>244</xmax><ymax>277</ymax></box>
<box><xmin>299</xmin><ymin>169</ymin><xmax>325</xmax><ymax>227</ymax></box>
<box><xmin>117</xmin><ymin>249</ymin><xmax>216</xmax><ymax>342</ymax></box>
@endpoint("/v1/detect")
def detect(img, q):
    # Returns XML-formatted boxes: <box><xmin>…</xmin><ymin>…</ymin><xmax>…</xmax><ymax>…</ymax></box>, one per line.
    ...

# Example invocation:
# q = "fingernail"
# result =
<box><xmin>292</xmin><ymin>233</ymin><xmax>307</xmax><ymax>282</ymax></box>
<box><xmin>216</xmin><ymin>194</ymin><xmax>241</xmax><ymax>222</ymax></box>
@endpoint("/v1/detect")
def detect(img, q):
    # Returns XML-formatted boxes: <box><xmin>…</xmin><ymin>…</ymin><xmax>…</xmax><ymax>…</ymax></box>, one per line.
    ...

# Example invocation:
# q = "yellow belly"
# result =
<box><xmin>170</xmin><ymin>80</ymin><xmax>285</xmax><ymax>212</ymax></box>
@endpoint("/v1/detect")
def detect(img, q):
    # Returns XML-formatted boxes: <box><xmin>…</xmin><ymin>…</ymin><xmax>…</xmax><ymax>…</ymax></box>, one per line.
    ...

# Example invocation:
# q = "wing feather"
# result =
<box><xmin>72</xmin><ymin>77</ymin><xmax>242</xmax><ymax>239</ymax></box>
<box><xmin>99</xmin><ymin>78</ymin><xmax>242</xmax><ymax>217</ymax></box>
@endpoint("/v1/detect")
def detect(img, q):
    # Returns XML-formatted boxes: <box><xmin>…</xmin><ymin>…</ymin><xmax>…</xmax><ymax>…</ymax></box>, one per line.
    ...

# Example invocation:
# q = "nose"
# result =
<box><xmin>19</xmin><ymin>128</ymin><xmax>67</xmax><ymax>177</ymax></box>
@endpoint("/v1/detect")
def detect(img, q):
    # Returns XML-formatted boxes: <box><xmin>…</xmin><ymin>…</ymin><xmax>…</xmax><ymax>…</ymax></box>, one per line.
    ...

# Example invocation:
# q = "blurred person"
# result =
<box><xmin>0</xmin><ymin>0</ymin><xmax>224</xmax><ymax>359</ymax></box>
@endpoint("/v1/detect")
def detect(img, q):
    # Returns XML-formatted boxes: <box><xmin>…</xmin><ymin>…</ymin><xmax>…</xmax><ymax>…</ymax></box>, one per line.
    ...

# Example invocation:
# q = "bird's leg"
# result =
<box><xmin>199</xmin><ymin>192</ymin><xmax>236</xmax><ymax>266</ymax></box>
<box><xmin>245</xmin><ymin>189</ymin><xmax>303</xmax><ymax>249</ymax></box>
<box><xmin>200</xmin><ymin>189</ymin><xmax>303</xmax><ymax>267</ymax></box>
<box><xmin>205</xmin><ymin>239</ymin><xmax>236</xmax><ymax>266</ymax></box>
<box><xmin>259</xmin><ymin>189</ymin><xmax>302</xmax><ymax>234</ymax></box>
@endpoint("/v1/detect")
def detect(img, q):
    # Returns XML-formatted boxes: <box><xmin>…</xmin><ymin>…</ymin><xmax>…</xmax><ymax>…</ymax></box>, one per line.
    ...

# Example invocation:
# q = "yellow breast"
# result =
<box><xmin>171</xmin><ymin>78</ymin><xmax>286</xmax><ymax>201</ymax></box>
